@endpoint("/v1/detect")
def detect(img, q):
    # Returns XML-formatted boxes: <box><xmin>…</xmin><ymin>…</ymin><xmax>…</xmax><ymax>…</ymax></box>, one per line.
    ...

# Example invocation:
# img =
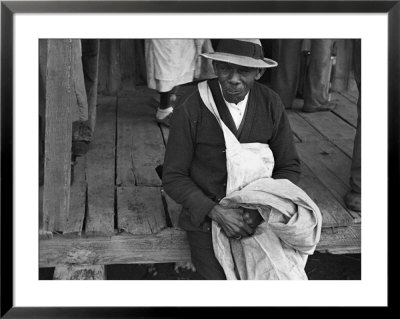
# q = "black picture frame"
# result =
<box><xmin>1</xmin><ymin>0</ymin><xmax>396</xmax><ymax>317</ymax></box>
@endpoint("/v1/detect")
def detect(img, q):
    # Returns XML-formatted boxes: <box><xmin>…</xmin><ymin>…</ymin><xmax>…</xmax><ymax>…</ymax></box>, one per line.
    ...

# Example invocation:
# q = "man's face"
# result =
<box><xmin>214</xmin><ymin>61</ymin><xmax>263</xmax><ymax>104</ymax></box>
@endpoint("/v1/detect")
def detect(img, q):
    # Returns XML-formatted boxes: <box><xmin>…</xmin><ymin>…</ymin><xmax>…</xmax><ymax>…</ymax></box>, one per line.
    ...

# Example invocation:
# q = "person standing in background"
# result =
<box><xmin>270</xmin><ymin>39</ymin><xmax>336</xmax><ymax>112</ymax></box>
<box><xmin>145</xmin><ymin>39</ymin><xmax>215</xmax><ymax>126</ymax></box>
<box><xmin>344</xmin><ymin>39</ymin><xmax>361</xmax><ymax>212</ymax></box>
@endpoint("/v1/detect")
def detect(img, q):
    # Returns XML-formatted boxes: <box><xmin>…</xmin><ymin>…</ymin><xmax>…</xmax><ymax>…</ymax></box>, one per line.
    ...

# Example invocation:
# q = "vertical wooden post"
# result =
<box><xmin>42</xmin><ymin>39</ymin><xmax>74</xmax><ymax>232</ymax></box>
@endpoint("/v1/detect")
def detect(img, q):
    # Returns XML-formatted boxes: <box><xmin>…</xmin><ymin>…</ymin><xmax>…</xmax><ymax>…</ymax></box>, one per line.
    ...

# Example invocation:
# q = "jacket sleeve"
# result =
<box><xmin>269</xmin><ymin>97</ymin><xmax>301</xmax><ymax>185</ymax></box>
<box><xmin>162</xmin><ymin>103</ymin><xmax>216</xmax><ymax>227</ymax></box>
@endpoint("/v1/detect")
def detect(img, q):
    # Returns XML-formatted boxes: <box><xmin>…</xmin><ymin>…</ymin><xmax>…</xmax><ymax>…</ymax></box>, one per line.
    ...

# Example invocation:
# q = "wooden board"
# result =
<box><xmin>85</xmin><ymin>99</ymin><xmax>116</xmax><ymax>236</ymax></box>
<box><xmin>297</xmin><ymin>163</ymin><xmax>354</xmax><ymax>228</ymax></box>
<box><xmin>39</xmin><ymin>228</ymin><xmax>191</xmax><ymax>267</ymax></box>
<box><xmin>297</xmin><ymin>141</ymin><xmax>352</xmax><ymax>190</ymax></box>
<box><xmin>286</xmin><ymin>110</ymin><xmax>326</xmax><ymax>143</ymax></box>
<box><xmin>64</xmin><ymin>156</ymin><xmax>87</xmax><ymax>236</ymax></box>
<box><xmin>296</xmin><ymin>141</ymin><xmax>360</xmax><ymax>220</ymax></box>
<box><xmin>332</xmin><ymin>138</ymin><xmax>354</xmax><ymax>158</ymax></box>
<box><xmin>330</xmin><ymin>92</ymin><xmax>358</xmax><ymax>128</ymax></box>
<box><xmin>297</xmin><ymin>110</ymin><xmax>356</xmax><ymax>156</ymax></box>
<box><xmin>42</xmin><ymin>39</ymin><xmax>74</xmax><ymax>232</ymax></box>
<box><xmin>117</xmin><ymin>186</ymin><xmax>167</xmax><ymax>235</ymax></box>
<box><xmin>116</xmin><ymin>97</ymin><xmax>165</xmax><ymax>186</ymax></box>
<box><xmin>317</xmin><ymin>224</ymin><xmax>361</xmax><ymax>254</ymax></box>
<box><xmin>53</xmin><ymin>265</ymin><xmax>106</xmax><ymax>280</ymax></box>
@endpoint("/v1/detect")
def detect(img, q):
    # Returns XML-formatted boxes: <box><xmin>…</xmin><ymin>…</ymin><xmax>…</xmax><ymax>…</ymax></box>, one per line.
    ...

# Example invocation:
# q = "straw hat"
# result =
<box><xmin>201</xmin><ymin>39</ymin><xmax>278</xmax><ymax>69</ymax></box>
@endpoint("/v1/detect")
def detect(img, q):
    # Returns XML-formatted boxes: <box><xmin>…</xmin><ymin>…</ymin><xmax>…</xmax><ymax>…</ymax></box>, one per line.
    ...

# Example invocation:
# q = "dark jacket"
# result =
<box><xmin>163</xmin><ymin>78</ymin><xmax>301</xmax><ymax>232</ymax></box>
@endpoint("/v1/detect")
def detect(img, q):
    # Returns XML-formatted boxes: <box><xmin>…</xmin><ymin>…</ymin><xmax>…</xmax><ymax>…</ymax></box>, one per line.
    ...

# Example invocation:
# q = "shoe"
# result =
<box><xmin>302</xmin><ymin>105</ymin><xmax>335</xmax><ymax>113</ymax></box>
<box><xmin>344</xmin><ymin>191</ymin><xmax>361</xmax><ymax>212</ymax></box>
<box><xmin>156</xmin><ymin>106</ymin><xmax>174</xmax><ymax>127</ymax></box>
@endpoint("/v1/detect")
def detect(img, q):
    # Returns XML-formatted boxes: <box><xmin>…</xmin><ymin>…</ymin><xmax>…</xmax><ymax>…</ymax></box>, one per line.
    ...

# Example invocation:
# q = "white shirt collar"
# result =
<box><xmin>218</xmin><ymin>82</ymin><xmax>249</xmax><ymax>129</ymax></box>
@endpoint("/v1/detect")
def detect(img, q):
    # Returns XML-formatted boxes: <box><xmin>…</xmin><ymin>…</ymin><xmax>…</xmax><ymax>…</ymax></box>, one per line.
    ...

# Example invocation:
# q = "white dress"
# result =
<box><xmin>145</xmin><ymin>39</ymin><xmax>215</xmax><ymax>92</ymax></box>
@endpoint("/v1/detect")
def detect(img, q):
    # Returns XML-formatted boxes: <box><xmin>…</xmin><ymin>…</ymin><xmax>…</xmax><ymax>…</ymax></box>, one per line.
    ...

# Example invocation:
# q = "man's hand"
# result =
<box><xmin>242</xmin><ymin>208</ymin><xmax>264</xmax><ymax>230</ymax></box>
<box><xmin>208</xmin><ymin>205</ymin><xmax>254</xmax><ymax>239</ymax></box>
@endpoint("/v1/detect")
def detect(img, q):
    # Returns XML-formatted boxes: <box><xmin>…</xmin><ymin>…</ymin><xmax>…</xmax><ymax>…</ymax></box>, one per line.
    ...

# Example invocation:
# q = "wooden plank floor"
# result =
<box><xmin>39</xmin><ymin>87</ymin><xmax>361</xmax><ymax>268</ymax></box>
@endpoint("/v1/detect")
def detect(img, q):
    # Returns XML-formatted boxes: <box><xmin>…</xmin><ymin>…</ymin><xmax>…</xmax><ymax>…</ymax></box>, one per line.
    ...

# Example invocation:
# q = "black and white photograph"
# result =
<box><xmin>38</xmin><ymin>38</ymin><xmax>361</xmax><ymax>281</ymax></box>
<box><xmin>1</xmin><ymin>0</ymin><xmax>394</xmax><ymax>314</ymax></box>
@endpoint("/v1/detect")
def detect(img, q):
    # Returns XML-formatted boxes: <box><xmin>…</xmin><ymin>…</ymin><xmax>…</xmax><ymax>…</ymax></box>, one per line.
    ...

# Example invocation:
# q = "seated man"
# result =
<box><xmin>162</xmin><ymin>39</ymin><xmax>302</xmax><ymax>280</ymax></box>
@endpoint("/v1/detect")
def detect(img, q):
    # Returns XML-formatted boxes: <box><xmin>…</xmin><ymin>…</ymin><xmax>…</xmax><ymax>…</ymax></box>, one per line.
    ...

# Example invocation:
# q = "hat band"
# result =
<box><xmin>217</xmin><ymin>39</ymin><xmax>264</xmax><ymax>61</ymax></box>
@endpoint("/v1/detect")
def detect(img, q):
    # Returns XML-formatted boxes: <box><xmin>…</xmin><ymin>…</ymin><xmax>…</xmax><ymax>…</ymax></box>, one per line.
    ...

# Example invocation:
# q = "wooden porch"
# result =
<box><xmin>39</xmin><ymin>83</ymin><xmax>361</xmax><ymax>275</ymax></box>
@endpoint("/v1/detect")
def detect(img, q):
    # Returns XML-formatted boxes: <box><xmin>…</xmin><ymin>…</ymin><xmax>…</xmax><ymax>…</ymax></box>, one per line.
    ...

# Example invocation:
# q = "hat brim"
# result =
<box><xmin>201</xmin><ymin>52</ymin><xmax>278</xmax><ymax>69</ymax></box>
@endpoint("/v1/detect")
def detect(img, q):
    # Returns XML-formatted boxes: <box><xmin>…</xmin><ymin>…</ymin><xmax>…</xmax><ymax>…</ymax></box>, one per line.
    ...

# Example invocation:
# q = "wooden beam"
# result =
<box><xmin>116</xmin><ymin>97</ymin><xmax>164</xmax><ymax>186</ymax></box>
<box><xmin>85</xmin><ymin>97</ymin><xmax>116</xmax><ymax>236</ymax></box>
<box><xmin>39</xmin><ymin>228</ymin><xmax>191</xmax><ymax>268</ymax></box>
<box><xmin>42</xmin><ymin>39</ymin><xmax>74</xmax><ymax>232</ymax></box>
<box><xmin>117</xmin><ymin>186</ymin><xmax>167</xmax><ymax>234</ymax></box>
<box><xmin>317</xmin><ymin>224</ymin><xmax>361</xmax><ymax>254</ymax></box>
<box><xmin>53</xmin><ymin>265</ymin><xmax>106</xmax><ymax>280</ymax></box>
<box><xmin>39</xmin><ymin>222</ymin><xmax>359</xmax><ymax>267</ymax></box>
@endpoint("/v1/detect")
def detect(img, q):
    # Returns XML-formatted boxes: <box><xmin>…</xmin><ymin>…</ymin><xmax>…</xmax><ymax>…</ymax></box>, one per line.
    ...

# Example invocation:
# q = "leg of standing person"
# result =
<box><xmin>156</xmin><ymin>88</ymin><xmax>177</xmax><ymax>126</ymax></box>
<box><xmin>302</xmin><ymin>39</ymin><xmax>335</xmax><ymax>113</ymax></box>
<box><xmin>345</xmin><ymin>39</ymin><xmax>361</xmax><ymax>212</ymax></box>
<box><xmin>270</xmin><ymin>39</ymin><xmax>303</xmax><ymax>109</ymax></box>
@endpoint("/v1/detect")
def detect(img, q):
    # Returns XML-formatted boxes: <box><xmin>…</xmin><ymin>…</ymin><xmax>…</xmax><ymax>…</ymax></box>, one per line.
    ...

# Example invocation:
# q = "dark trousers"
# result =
<box><xmin>186</xmin><ymin>230</ymin><xmax>226</xmax><ymax>280</ymax></box>
<box><xmin>270</xmin><ymin>39</ymin><xmax>303</xmax><ymax>109</ymax></box>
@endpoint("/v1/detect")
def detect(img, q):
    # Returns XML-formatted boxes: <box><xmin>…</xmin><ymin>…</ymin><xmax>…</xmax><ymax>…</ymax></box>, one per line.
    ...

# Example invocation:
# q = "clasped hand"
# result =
<box><xmin>208</xmin><ymin>205</ymin><xmax>263</xmax><ymax>239</ymax></box>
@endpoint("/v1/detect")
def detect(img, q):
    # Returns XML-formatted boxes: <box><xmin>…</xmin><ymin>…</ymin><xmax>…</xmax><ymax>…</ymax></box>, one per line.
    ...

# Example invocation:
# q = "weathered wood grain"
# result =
<box><xmin>317</xmin><ymin>224</ymin><xmax>361</xmax><ymax>254</ymax></box>
<box><xmin>85</xmin><ymin>98</ymin><xmax>116</xmax><ymax>236</ymax></box>
<box><xmin>332</xmin><ymin>138</ymin><xmax>354</xmax><ymax>158</ymax></box>
<box><xmin>330</xmin><ymin>92</ymin><xmax>358</xmax><ymax>128</ymax></box>
<box><xmin>298</xmin><ymin>162</ymin><xmax>354</xmax><ymax>228</ymax></box>
<box><xmin>53</xmin><ymin>265</ymin><xmax>106</xmax><ymax>280</ymax></box>
<box><xmin>116</xmin><ymin>97</ymin><xmax>164</xmax><ymax>186</ymax></box>
<box><xmin>39</xmin><ymin>222</ymin><xmax>359</xmax><ymax>268</ymax></box>
<box><xmin>42</xmin><ymin>39</ymin><xmax>74</xmax><ymax>232</ymax></box>
<box><xmin>297</xmin><ymin>110</ymin><xmax>356</xmax><ymax>156</ymax></box>
<box><xmin>117</xmin><ymin>186</ymin><xmax>167</xmax><ymax>234</ymax></box>
<box><xmin>64</xmin><ymin>156</ymin><xmax>87</xmax><ymax>236</ymax></box>
<box><xmin>297</xmin><ymin>141</ymin><xmax>360</xmax><ymax>220</ymax></box>
<box><xmin>39</xmin><ymin>228</ymin><xmax>191</xmax><ymax>267</ymax></box>
<box><xmin>287</xmin><ymin>110</ymin><xmax>326</xmax><ymax>143</ymax></box>
<box><xmin>297</xmin><ymin>141</ymin><xmax>352</xmax><ymax>190</ymax></box>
